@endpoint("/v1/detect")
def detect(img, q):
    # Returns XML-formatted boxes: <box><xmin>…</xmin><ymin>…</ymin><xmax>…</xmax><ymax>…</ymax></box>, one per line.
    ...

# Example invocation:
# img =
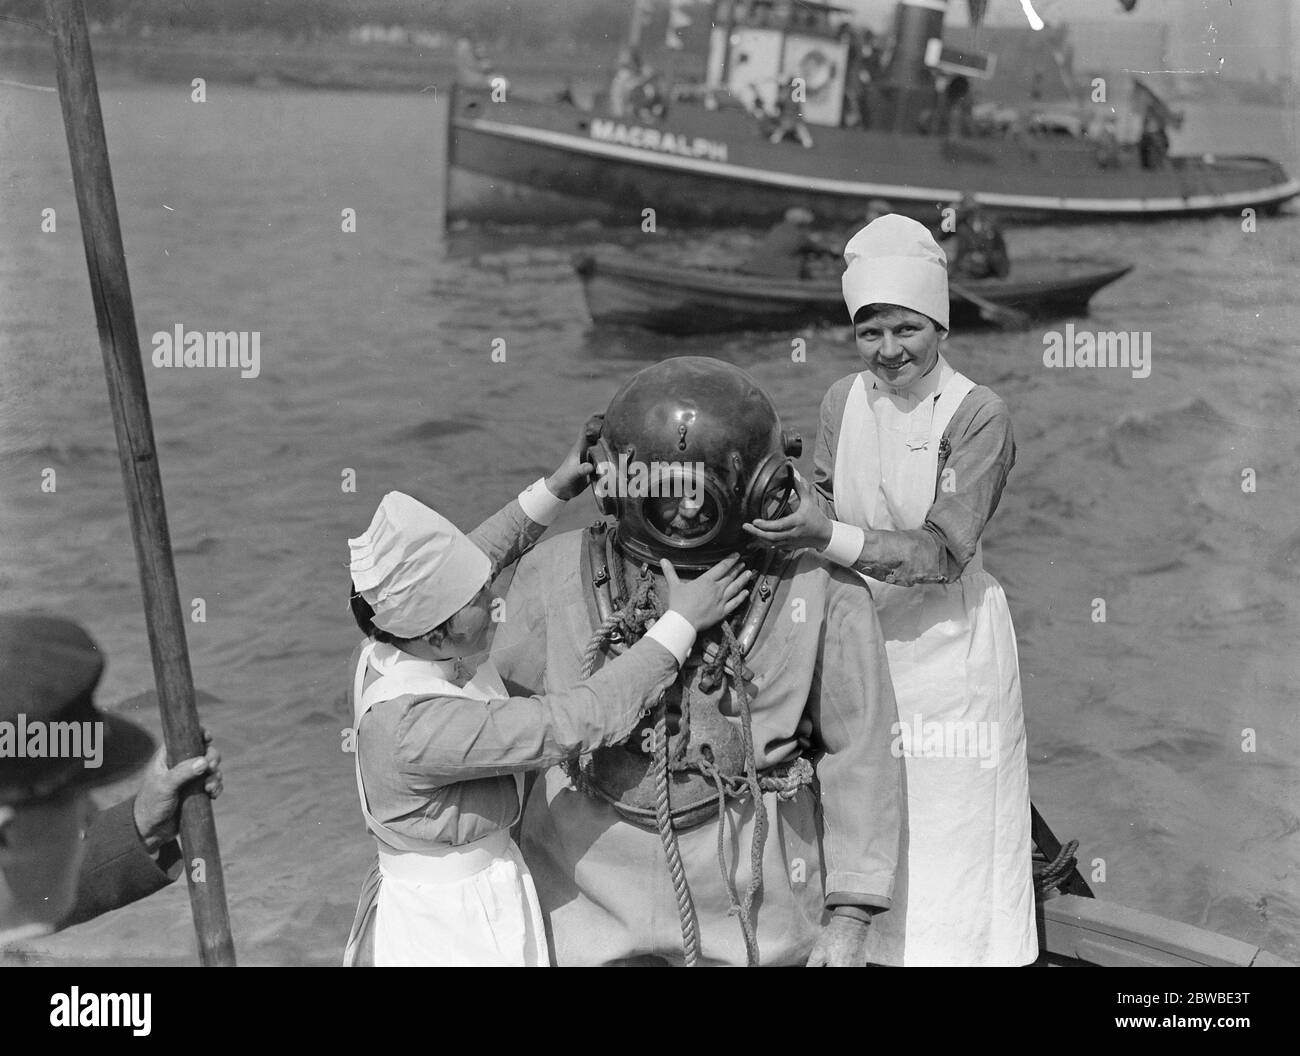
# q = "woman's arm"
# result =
<box><xmin>372</xmin><ymin>553</ymin><xmax>751</xmax><ymax>781</ymax></box>
<box><xmin>468</xmin><ymin>416</ymin><xmax>603</xmax><ymax>579</ymax></box>
<box><xmin>831</xmin><ymin>389</ymin><xmax>1016</xmax><ymax>584</ymax></box>
<box><xmin>381</xmin><ymin>627</ymin><xmax>688</xmax><ymax>782</ymax></box>
<box><xmin>748</xmin><ymin>387</ymin><xmax>1015</xmax><ymax>586</ymax></box>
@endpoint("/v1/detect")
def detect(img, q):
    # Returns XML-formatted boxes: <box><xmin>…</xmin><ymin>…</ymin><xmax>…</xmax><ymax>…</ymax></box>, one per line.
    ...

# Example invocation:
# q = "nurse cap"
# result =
<box><xmin>841</xmin><ymin>214</ymin><xmax>949</xmax><ymax>331</ymax></box>
<box><xmin>348</xmin><ymin>492</ymin><xmax>491</xmax><ymax>639</ymax></box>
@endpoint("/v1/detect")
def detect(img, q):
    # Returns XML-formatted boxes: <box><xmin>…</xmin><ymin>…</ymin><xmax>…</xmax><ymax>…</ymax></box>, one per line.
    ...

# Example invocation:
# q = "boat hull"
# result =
<box><xmin>1038</xmin><ymin>894</ymin><xmax>1292</xmax><ymax>967</ymax></box>
<box><xmin>449</xmin><ymin>89</ymin><xmax>1300</xmax><ymax>227</ymax></box>
<box><xmin>573</xmin><ymin>251</ymin><xmax>1133</xmax><ymax>334</ymax></box>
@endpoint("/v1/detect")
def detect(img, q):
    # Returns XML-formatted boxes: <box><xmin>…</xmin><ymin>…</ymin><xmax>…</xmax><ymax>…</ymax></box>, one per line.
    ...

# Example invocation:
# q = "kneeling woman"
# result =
<box><xmin>746</xmin><ymin>215</ymin><xmax>1036</xmax><ymax>966</ymax></box>
<box><xmin>343</xmin><ymin>429</ymin><xmax>751</xmax><ymax>967</ymax></box>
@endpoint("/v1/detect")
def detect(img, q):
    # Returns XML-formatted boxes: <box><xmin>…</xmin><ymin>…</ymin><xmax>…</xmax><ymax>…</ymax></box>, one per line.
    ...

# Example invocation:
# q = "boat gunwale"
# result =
<box><xmin>577</xmin><ymin>252</ymin><xmax>1135</xmax><ymax>309</ymax></box>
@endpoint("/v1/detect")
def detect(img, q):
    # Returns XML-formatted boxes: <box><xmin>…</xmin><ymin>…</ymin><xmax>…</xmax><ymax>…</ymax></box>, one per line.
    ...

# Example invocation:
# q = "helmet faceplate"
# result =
<box><xmin>591</xmin><ymin>357</ymin><xmax>802</xmax><ymax>571</ymax></box>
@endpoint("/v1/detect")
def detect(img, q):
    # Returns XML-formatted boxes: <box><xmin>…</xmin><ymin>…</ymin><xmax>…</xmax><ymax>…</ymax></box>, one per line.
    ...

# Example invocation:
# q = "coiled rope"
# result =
<box><xmin>1034</xmin><ymin>838</ymin><xmax>1081</xmax><ymax>895</ymax></box>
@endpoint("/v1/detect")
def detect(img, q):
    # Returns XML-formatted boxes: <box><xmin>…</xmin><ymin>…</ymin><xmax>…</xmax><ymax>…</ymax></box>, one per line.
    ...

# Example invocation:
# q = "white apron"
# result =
<box><xmin>342</xmin><ymin>640</ymin><xmax>548</xmax><ymax>967</ymax></box>
<box><xmin>833</xmin><ymin>360</ymin><xmax>1037</xmax><ymax>966</ymax></box>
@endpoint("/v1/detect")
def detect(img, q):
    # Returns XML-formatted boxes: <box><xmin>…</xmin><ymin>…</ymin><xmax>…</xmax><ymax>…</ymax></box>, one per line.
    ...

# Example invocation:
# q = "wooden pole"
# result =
<box><xmin>436</xmin><ymin>83</ymin><xmax>452</xmax><ymax>244</ymax></box>
<box><xmin>44</xmin><ymin>0</ymin><xmax>236</xmax><ymax>966</ymax></box>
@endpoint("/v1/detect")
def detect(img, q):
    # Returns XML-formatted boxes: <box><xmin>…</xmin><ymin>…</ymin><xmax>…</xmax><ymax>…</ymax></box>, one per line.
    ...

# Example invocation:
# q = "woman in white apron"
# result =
<box><xmin>342</xmin><ymin>442</ymin><xmax>753</xmax><ymax>966</ymax></box>
<box><xmin>745</xmin><ymin>214</ymin><xmax>1037</xmax><ymax>966</ymax></box>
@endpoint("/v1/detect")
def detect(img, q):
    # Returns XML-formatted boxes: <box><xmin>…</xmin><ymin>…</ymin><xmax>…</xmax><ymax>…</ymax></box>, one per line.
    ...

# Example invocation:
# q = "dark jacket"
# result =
<box><xmin>738</xmin><ymin>221</ymin><xmax>834</xmax><ymax>279</ymax></box>
<box><xmin>60</xmin><ymin>797</ymin><xmax>182</xmax><ymax>929</ymax></box>
<box><xmin>949</xmin><ymin>218</ymin><xmax>1010</xmax><ymax>279</ymax></box>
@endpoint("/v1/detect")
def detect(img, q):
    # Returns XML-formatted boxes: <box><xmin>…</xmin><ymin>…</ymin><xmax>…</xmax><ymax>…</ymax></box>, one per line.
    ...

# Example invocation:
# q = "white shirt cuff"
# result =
<box><xmin>643</xmin><ymin>610</ymin><xmax>697</xmax><ymax>666</ymax></box>
<box><xmin>822</xmin><ymin>521</ymin><xmax>866</xmax><ymax>567</ymax></box>
<box><xmin>518</xmin><ymin>477</ymin><xmax>566</xmax><ymax>526</ymax></box>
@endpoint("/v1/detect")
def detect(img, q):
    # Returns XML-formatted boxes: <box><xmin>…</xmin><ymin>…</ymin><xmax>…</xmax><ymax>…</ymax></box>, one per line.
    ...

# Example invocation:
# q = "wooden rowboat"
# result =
<box><xmin>573</xmin><ymin>250</ymin><xmax>1133</xmax><ymax>334</ymax></box>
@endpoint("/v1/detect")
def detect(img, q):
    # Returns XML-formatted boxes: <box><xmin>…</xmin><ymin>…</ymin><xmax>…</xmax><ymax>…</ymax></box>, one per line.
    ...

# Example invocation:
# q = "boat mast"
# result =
<box><xmin>715</xmin><ymin>0</ymin><xmax>736</xmax><ymax>88</ymax></box>
<box><xmin>884</xmin><ymin>0</ymin><xmax>949</xmax><ymax>132</ymax></box>
<box><xmin>627</xmin><ymin>0</ymin><xmax>649</xmax><ymax>53</ymax></box>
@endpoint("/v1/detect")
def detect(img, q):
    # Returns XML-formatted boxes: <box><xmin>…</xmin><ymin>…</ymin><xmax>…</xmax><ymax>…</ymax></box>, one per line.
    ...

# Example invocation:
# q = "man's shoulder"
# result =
<box><xmin>512</xmin><ymin>525</ymin><xmax>587</xmax><ymax>583</ymax></box>
<box><xmin>787</xmin><ymin>550</ymin><xmax>882</xmax><ymax>620</ymax></box>
<box><xmin>785</xmin><ymin>549</ymin><xmax>871</xmax><ymax>603</ymax></box>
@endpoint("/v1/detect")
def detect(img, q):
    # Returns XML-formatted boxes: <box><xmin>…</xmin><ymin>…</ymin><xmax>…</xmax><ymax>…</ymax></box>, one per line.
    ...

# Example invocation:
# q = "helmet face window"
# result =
<box><xmin>641</xmin><ymin>465</ymin><xmax>725</xmax><ymax>549</ymax></box>
<box><xmin>643</xmin><ymin>491</ymin><xmax>722</xmax><ymax>544</ymax></box>
<box><xmin>756</xmin><ymin>462</ymin><xmax>796</xmax><ymax>520</ymax></box>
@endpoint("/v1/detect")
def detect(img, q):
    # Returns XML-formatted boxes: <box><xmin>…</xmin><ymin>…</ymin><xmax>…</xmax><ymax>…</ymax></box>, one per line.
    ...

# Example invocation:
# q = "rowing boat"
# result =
<box><xmin>573</xmin><ymin>250</ymin><xmax>1133</xmax><ymax>334</ymax></box>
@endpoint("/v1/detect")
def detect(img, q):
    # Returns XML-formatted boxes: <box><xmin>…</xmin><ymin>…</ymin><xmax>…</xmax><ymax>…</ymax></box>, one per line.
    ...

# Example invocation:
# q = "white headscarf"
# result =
<box><xmin>841</xmin><ymin>214</ymin><xmax>950</xmax><ymax>331</ymax></box>
<box><xmin>348</xmin><ymin>492</ymin><xmax>491</xmax><ymax>638</ymax></box>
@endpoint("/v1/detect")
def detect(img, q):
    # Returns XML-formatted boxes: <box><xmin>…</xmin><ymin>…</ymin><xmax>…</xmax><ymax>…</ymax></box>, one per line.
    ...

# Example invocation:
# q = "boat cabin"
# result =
<box><xmin>706</xmin><ymin>0</ymin><xmax>852</xmax><ymax>127</ymax></box>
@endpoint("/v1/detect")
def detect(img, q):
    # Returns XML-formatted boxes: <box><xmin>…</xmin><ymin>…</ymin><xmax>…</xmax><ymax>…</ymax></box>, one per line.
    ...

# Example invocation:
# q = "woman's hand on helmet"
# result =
<box><xmin>660</xmin><ymin>555</ymin><xmax>753</xmax><ymax>632</ymax></box>
<box><xmin>546</xmin><ymin>414</ymin><xmax>606</xmax><ymax>501</ymax></box>
<box><xmin>742</xmin><ymin>473</ymin><xmax>833</xmax><ymax>551</ymax></box>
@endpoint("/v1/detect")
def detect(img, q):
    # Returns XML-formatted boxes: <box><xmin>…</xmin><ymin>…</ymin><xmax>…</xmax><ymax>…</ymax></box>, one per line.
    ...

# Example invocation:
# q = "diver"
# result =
<box><xmin>493</xmin><ymin>357</ymin><xmax>903</xmax><ymax>966</ymax></box>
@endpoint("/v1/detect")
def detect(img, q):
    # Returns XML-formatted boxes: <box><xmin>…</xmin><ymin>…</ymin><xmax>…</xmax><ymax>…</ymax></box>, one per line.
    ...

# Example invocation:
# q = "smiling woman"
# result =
<box><xmin>745</xmin><ymin>213</ymin><xmax>1035</xmax><ymax>966</ymax></box>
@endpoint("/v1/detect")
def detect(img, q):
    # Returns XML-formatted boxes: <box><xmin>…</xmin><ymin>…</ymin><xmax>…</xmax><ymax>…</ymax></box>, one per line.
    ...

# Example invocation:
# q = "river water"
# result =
<box><xmin>1</xmin><ymin>83</ymin><xmax>1297</xmax><ymax>963</ymax></box>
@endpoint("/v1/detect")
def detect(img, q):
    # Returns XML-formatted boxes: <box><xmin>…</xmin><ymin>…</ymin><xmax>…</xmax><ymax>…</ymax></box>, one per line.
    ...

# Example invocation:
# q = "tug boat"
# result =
<box><xmin>446</xmin><ymin>1</ymin><xmax>1298</xmax><ymax>227</ymax></box>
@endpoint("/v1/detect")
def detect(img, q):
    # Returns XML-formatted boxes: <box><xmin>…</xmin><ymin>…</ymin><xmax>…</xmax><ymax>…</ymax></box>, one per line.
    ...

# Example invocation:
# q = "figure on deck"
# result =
<box><xmin>770</xmin><ymin>76</ymin><xmax>814</xmax><ymax>148</ymax></box>
<box><xmin>1138</xmin><ymin>111</ymin><xmax>1170</xmax><ymax>170</ymax></box>
<box><xmin>609</xmin><ymin>48</ymin><xmax>667</xmax><ymax>122</ymax></box>
<box><xmin>1134</xmin><ymin>77</ymin><xmax>1183</xmax><ymax>171</ymax></box>
<box><xmin>493</xmin><ymin>357</ymin><xmax>903</xmax><ymax>966</ymax></box>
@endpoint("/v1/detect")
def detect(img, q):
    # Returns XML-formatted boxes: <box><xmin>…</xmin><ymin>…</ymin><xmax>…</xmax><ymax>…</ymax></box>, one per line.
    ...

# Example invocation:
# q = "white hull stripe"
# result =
<box><xmin>458</xmin><ymin>117</ymin><xmax>1300</xmax><ymax>214</ymax></box>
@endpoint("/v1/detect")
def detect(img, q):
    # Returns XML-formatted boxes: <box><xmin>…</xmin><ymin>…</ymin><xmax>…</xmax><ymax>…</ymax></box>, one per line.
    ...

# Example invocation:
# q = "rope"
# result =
<box><xmin>1034</xmin><ymin>838</ymin><xmax>1080</xmax><ymax>895</ymax></box>
<box><xmin>722</xmin><ymin>622</ymin><xmax>766</xmax><ymax>967</ymax></box>
<box><xmin>702</xmin><ymin>751</ymin><xmax>744</xmax><ymax>928</ymax></box>
<box><xmin>670</xmin><ymin>680</ymin><xmax>691</xmax><ymax>766</ymax></box>
<box><xmin>655</xmin><ymin>701</ymin><xmax>701</xmax><ymax>966</ymax></box>
<box><xmin>579</xmin><ymin>610</ymin><xmax>623</xmax><ymax>678</ymax></box>
<box><xmin>578</xmin><ymin>571</ymin><xmax>660</xmax><ymax>678</ymax></box>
